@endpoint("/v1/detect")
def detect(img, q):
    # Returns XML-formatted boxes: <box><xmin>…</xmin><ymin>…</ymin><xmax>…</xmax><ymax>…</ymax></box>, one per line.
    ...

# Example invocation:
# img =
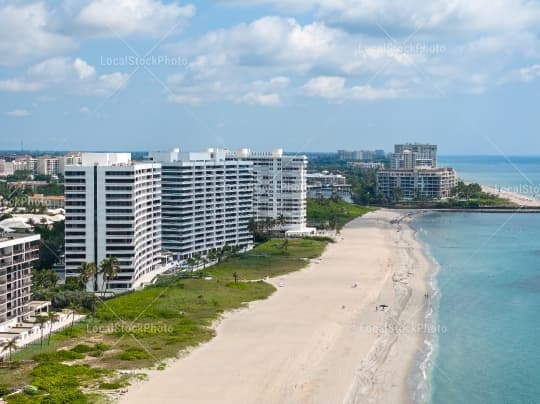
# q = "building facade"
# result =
<box><xmin>37</xmin><ymin>157</ymin><xmax>60</xmax><ymax>176</ymax></box>
<box><xmin>376</xmin><ymin>167</ymin><xmax>457</xmax><ymax>200</ymax></box>
<box><xmin>0</xmin><ymin>233</ymin><xmax>40</xmax><ymax>327</ymax></box>
<box><xmin>64</xmin><ymin>153</ymin><xmax>163</xmax><ymax>290</ymax></box>
<box><xmin>148</xmin><ymin>149</ymin><xmax>254</xmax><ymax>260</ymax></box>
<box><xmin>227</xmin><ymin>149</ymin><xmax>309</xmax><ymax>232</ymax></box>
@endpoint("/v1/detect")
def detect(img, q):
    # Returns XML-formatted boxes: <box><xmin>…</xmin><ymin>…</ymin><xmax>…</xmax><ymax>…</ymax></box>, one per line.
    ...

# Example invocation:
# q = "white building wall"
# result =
<box><xmin>64</xmin><ymin>154</ymin><xmax>162</xmax><ymax>291</ymax></box>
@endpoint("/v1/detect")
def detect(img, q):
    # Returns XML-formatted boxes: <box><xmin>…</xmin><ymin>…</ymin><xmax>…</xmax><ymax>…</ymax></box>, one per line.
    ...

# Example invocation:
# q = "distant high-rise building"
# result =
<box><xmin>0</xmin><ymin>233</ymin><xmax>40</xmax><ymax>327</ymax></box>
<box><xmin>338</xmin><ymin>149</ymin><xmax>385</xmax><ymax>162</ymax></box>
<box><xmin>0</xmin><ymin>160</ymin><xmax>14</xmax><ymax>177</ymax></box>
<box><xmin>37</xmin><ymin>157</ymin><xmax>60</xmax><ymax>176</ymax></box>
<box><xmin>64</xmin><ymin>153</ymin><xmax>162</xmax><ymax>290</ymax></box>
<box><xmin>391</xmin><ymin>143</ymin><xmax>437</xmax><ymax>169</ymax></box>
<box><xmin>148</xmin><ymin>148</ymin><xmax>254</xmax><ymax>260</ymax></box>
<box><xmin>12</xmin><ymin>156</ymin><xmax>38</xmax><ymax>174</ymax></box>
<box><xmin>59</xmin><ymin>154</ymin><xmax>82</xmax><ymax>175</ymax></box>
<box><xmin>227</xmin><ymin>149</ymin><xmax>310</xmax><ymax>233</ymax></box>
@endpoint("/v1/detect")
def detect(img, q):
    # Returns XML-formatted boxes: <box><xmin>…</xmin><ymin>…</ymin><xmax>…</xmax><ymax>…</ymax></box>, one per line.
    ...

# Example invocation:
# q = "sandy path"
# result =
<box><xmin>119</xmin><ymin>210</ymin><xmax>431</xmax><ymax>404</ymax></box>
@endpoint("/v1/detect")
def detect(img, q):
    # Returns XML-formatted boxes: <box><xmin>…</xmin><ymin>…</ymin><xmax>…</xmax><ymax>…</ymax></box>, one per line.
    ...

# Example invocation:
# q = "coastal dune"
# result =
<box><xmin>120</xmin><ymin>210</ymin><xmax>431</xmax><ymax>404</ymax></box>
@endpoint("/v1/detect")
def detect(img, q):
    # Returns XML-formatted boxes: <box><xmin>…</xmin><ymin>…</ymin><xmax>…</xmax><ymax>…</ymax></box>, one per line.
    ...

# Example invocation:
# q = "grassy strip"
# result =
<box><xmin>307</xmin><ymin>197</ymin><xmax>375</xmax><ymax>229</ymax></box>
<box><xmin>1</xmin><ymin>238</ymin><xmax>327</xmax><ymax>403</ymax></box>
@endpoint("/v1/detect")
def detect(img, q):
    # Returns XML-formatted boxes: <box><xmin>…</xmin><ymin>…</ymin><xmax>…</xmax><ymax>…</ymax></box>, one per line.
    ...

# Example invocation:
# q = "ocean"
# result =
<box><xmin>411</xmin><ymin>156</ymin><xmax>540</xmax><ymax>404</ymax></box>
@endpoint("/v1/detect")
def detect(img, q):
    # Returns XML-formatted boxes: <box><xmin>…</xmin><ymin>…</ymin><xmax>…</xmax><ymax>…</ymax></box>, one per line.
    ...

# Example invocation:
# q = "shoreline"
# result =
<box><xmin>481</xmin><ymin>185</ymin><xmax>540</xmax><ymax>207</ymax></box>
<box><xmin>118</xmin><ymin>210</ymin><xmax>435</xmax><ymax>404</ymax></box>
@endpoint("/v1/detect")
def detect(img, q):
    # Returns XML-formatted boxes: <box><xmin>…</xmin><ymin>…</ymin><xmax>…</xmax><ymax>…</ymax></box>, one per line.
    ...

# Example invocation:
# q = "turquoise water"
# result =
<box><xmin>439</xmin><ymin>155</ymin><xmax>540</xmax><ymax>198</ymax></box>
<box><xmin>412</xmin><ymin>156</ymin><xmax>540</xmax><ymax>404</ymax></box>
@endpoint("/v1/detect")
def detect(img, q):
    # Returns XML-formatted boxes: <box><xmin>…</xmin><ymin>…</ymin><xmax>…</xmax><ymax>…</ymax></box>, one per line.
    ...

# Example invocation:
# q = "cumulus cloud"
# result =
<box><xmin>230</xmin><ymin>0</ymin><xmax>540</xmax><ymax>34</ymax></box>
<box><xmin>75</xmin><ymin>0</ymin><xmax>196</xmax><ymax>37</ymax></box>
<box><xmin>304</xmin><ymin>76</ymin><xmax>400</xmax><ymax>101</ymax></box>
<box><xmin>0</xmin><ymin>2</ymin><xmax>75</xmax><ymax>66</ymax></box>
<box><xmin>6</xmin><ymin>109</ymin><xmax>30</xmax><ymax>117</ymax></box>
<box><xmin>0</xmin><ymin>57</ymin><xmax>129</xmax><ymax>96</ymax></box>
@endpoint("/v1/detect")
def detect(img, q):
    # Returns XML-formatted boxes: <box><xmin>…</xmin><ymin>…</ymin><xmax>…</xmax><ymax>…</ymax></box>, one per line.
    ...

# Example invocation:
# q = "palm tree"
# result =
<box><xmin>186</xmin><ymin>257</ymin><xmax>196</xmax><ymax>272</ymax></box>
<box><xmin>0</xmin><ymin>337</ymin><xmax>19</xmax><ymax>362</ymax></box>
<box><xmin>47</xmin><ymin>311</ymin><xmax>60</xmax><ymax>346</ymax></box>
<box><xmin>277</xmin><ymin>214</ymin><xmax>287</xmax><ymax>228</ymax></box>
<box><xmin>67</xmin><ymin>302</ymin><xmax>82</xmax><ymax>335</ymax></box>
<box><xmin>99</xmin><ymin>256</ymin><xmax>120</xmax><ymax>294</ymax></box>
<box><xmin>79</xmin><ymin>262</ymin><xmax>97</xmax><ymax>292</ymax></box>
<box><xmin>35</xmin><ymin>315</ymin><xmax>48</xmax><ymax>349</ymax></box>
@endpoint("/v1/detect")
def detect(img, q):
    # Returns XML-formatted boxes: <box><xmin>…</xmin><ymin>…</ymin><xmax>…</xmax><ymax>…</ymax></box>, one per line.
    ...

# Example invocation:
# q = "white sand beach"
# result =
<box><xmin>119</xmin><ymin>210</ymin><xmax>432</xmax><ymax>404</ymax></box>
<box><xmin>481</xmin><ymin>185</ymin><xmax>540</xmax><ymax>207</ymax></box>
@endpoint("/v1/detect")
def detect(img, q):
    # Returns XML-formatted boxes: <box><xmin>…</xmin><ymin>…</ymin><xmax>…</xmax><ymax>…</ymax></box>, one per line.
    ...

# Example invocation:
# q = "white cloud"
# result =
<box><xmin>0</xmin><ymin>2</ymin><xmax>75</xmax><ymax>66</ymax></box>
<box><xmin>0</xmin><ymin>57</ymin><xmax>129</xmax><ymax>96</ymax></box>
<box><xmin>75</xmin><ymin>0</ymin><xmax>196</xmax><ymax>37</ymax></box>
<box><xmin>80</xmin><ymin>106</ymin><xmax>90</xmax><ymax>113</ymax></box>
<box><xmin>6</xmin><ymin>109</ymin><xmax>30</xmax><ymax>117</ymax></box>
<box><xmin>304</xmin><ymin>76</ymin><xmax>400</xmax><ymax>101</ymax></box>
<box><xmin>231</xmin><ymin>0</ymin><xmax>540</xmax><ymax>34</ymax></box>
<box><xmin>240</xmin><ymin>92</ymin><xmax>281</xmax><ymax>106</ymax></box>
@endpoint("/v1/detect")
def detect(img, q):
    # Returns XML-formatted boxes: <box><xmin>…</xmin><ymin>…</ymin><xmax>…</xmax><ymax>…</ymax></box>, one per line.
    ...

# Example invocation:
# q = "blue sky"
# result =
<box><xmin>1</xmin><ymin>0</ymin><xmax>540</xmax><ymax>154</ymax></box>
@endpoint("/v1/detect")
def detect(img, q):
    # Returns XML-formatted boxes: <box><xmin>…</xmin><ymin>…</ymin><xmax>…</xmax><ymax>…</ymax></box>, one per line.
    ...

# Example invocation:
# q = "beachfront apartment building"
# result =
<box><xmin>148</xmin><ymin>148</ymin><xmax>254</xmax><ymax>260</ymax></box>
<box><xmin>376</xmin><ymin>167</ymin><xmax>457</xmax><ymax>201</ymax></box>
<box><xmin>0</xmin><ymin>233</ymin><xmax>40</xmax><ymax>327</ymax></box>
<box><xmin>391</xmin><ymin>144</ymin><xmax>437</xmax><ymax>169</ymax></box>
<box><xmin>64</xmin><ymin>153</ymin><xmax>163</xmax><ymax>291</ymax></box>
<box><xmin>226</xmin><ymin>148</ymin><xmax>312</xmax><ymax>234</ymax></box>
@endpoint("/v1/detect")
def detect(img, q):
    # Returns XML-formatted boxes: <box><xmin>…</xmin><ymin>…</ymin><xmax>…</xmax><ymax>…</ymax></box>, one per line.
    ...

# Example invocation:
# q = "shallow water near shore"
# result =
<box><xmin>412</xmin><ymin>212</ymin><xmax>540</xmax><ymax>404</ymax></box>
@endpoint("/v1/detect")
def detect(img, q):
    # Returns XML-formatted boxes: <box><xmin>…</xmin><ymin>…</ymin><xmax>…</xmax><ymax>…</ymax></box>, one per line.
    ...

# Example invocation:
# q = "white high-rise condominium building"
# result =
<box><xmin>391</xmin><ymin>143</ymin><xmax>437</xmax><ymax>169</ymax></box>
<box><xmin>1</xmin><ymin>233</ymin><xmax>40</xmax><ymax>327</ymax></box>
<box><xmin>64</xmin><ymin>153</ymin><xmax>162</xmax><ymax>291</ymax></box>
<box><xmin>148</xmin><ymin>148</ymin><xmax>254</xmax><ymax>260</ymax></box>
<box><xmin>226</xmin><ymin>148</ymin><xmax>310</xmax><ymax>233</ymax></box>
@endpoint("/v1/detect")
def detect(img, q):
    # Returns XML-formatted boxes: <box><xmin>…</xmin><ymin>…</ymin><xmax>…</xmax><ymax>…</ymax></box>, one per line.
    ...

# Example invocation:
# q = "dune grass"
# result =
<box><xmin>1</xmin><ymin>238</ymin><xmax>327</xmax><ymax>403</ymax></box>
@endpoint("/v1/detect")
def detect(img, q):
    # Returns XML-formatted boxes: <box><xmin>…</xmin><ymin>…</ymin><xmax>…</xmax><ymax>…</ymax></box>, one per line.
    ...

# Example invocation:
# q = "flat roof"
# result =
<box><xmin>0</xmin><ymin>232</ymin><xmax>40</xmax><ymax>245</ymax></box>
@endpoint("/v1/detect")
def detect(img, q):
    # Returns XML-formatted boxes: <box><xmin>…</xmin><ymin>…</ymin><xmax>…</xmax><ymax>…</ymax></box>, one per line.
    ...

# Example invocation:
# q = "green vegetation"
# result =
<box><xmin>2</xmin><ymin>238</ymin><xmax>328</xmax><ymax>403</ymax></box>
<box><xmin>307</xmin><ymin>197</ymin><xmax>375</xmax><ymax>230</ymax></box>
<box><xmin>207</xmin><ymin>238</ymin><xmax>326</xmax><ymax>280</ymax></box>
<box><xmin>444</xmin><ymin>181</ymin><xmax>510</xmax><ymax>207</ymax></box>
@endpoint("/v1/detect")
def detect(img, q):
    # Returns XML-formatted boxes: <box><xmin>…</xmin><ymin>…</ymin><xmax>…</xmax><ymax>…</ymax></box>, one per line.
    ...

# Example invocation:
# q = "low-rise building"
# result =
<box><xmin>376</xmin><ymin>167</ymin><xmax>457</xmax><ymax>201</ymax></box>
<box><xmin>307</xmin><ymin>171</ymin><xmax>352</xmax><ymax>202</ymax></box>
<box><xmin>0</xmin><ymin>233</ymin><xmax>40</xmax><ymax>328</ymax></box>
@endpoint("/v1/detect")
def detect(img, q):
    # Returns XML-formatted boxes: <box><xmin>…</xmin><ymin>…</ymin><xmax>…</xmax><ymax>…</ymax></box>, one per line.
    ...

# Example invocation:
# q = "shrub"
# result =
<box><xmin>33</xmin><ymin>350</ymin><xmax>84</xmax><ymax>363</ymax></box>
<box><xmin>70</xmin><ymin>344</ymin><xmax>94</xmax><ymax>354</ymax></box>
<box><xmin>117</xmin><ymin>347</ymin><xmax>150</xmax><ymax>361</ymax></box>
